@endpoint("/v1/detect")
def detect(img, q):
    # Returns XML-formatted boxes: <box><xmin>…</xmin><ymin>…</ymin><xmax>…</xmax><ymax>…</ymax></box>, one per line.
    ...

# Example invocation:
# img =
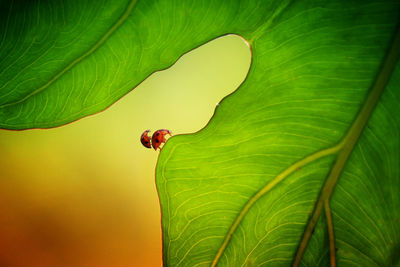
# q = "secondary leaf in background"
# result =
<box><xmin>0</xmin><ymin>0</ymin><xmax>258</xmax><ymax>129</ymax></box>
<box><xmin>1</xmin><ymin>0</ymin><xmax>399</xmax><ymax>266</ymax></box>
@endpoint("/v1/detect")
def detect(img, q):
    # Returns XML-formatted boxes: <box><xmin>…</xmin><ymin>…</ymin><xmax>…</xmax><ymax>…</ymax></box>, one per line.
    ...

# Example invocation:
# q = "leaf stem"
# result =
<box><xmin>324</xmin><ymin>200</ymin><xmax>336</xmax><ymax>267</ymax></box>
<box><xmin>292</xmin><ymin>21</ymin><xmax>400</xmax><ymax>267</ymax></box>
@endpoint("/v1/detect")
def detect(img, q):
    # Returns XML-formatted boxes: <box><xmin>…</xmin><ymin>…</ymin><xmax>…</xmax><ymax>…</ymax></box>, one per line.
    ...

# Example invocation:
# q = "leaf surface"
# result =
<box><xmin>1</xmin><ymin>0</ymin><xmax>400</xmax><ymax>266</ymax></box>
<box><xmin>154</xmin><ymin>1</ymin><xmax>400</xmax><ymax>266</ymax></box>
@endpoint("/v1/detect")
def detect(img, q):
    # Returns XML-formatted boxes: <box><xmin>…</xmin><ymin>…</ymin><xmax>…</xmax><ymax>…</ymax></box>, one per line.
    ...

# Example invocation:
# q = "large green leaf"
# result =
<box><xmin>155</xmin><ymin>2</ymin><xmax>400</xmax><ymax>267</ymax></box>
<box><xmin>0</xmin><ymin>0</ymin><xmax>275</xmax><ymax>129</ymax></box>
<box><xmin>1</xmin><ymin>0</ymin><xmax>400</xmax><ymax>266</ymax></box>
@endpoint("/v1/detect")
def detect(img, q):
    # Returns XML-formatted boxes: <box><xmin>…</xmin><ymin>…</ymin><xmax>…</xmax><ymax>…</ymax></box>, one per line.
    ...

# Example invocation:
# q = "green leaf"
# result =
<box><xmin>1</xmin><ymin>0</ymin><xmax>400</xmax><ymax>266</ymax></box>
<box><xmin>154</xmin><ymin>2</ymin><xmax>400</xmax><ymax>267</ymax></box>
<box><xmin>0</xmin><ymin>0</ymin><xmax>238</xmax><ymax>129</ymax></box>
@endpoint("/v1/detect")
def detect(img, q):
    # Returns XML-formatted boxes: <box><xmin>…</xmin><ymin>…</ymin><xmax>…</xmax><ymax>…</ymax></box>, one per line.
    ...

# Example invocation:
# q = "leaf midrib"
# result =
<box><xmin>212</xmin><ymin>22</ymin><xmax>400</xmax><ymax>267</ymax></box>
<box><xmin>292</xmin><ymin>22</ymin><xmax>400</xmax><ymax>266</ymax></box>
<box><xmin>0</xmin><ymin>0</ymin><xmax>138</xmax><ymax>109</ymax></box>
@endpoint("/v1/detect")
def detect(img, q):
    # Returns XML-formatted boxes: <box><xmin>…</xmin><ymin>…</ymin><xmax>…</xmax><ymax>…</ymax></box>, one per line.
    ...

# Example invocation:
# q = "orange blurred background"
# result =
<box><xmin>0</xmin><ymin>35</ymin><xmax>250</xmax><ymax>266</ymax></box>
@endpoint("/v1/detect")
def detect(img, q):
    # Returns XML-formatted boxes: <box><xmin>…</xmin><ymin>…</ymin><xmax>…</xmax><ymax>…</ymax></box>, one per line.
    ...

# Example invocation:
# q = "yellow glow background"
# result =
<box><xmin>0</xmin><ymin>35</ymin><xmax>250</xmax><ymax>266</ymax></box>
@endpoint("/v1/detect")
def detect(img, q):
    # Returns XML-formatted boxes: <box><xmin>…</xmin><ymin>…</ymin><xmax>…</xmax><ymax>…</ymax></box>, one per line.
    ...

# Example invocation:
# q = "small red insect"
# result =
<box><xmin>151</xmin><ymin>129</ymin><xmax>172</xmax><ymax>150</ymax></box>
<box><xmin>140</xmin><ymin>129</ymin><xmax>172</xmax><ymax>151</ymax></box>
<box><xmin>140</xmin><ymin>130</ymin><xmax>152</xmax><ymax>148</ymax></box>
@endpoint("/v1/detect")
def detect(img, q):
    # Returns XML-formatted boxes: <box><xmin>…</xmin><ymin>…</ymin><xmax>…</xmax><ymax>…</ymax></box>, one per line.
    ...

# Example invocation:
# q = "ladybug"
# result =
<box><xmin>140</xmin><ymin>129</ymin><xmax>172</xmax><ymax>151</ymax></box>
<box><xmin>140</xmin><ymin>130</ymin><xmax>152</xmax><ymax>148</ymax></box>
<box><xmin>151</xmin><ymin>129</ymin><xmax>172</xmax><ymax>150</ymax></box>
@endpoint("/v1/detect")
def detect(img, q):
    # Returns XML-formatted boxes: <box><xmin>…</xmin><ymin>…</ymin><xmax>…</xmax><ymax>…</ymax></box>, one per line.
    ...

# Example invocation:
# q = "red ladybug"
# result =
<box><xmin>140</xmin><ymin>129</ymin><xmax>172</xmax><ymax>150</ymax></box>
<box><xmin>152</xmin><ymin>129</ymin><xmax>172</xmax><ymax>150</ymax></box>
<box><xmin>140</xmin><ymin>130</ymin><xmax>152</xmax><ymax>148</ymax></box>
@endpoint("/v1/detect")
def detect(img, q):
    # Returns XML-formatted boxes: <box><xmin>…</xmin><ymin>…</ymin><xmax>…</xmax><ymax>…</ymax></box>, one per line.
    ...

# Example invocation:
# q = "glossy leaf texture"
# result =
<box><xmin>1</xmin><ymin>0</ymin><xmax>400</xmax><ymax>266</ymax></box>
